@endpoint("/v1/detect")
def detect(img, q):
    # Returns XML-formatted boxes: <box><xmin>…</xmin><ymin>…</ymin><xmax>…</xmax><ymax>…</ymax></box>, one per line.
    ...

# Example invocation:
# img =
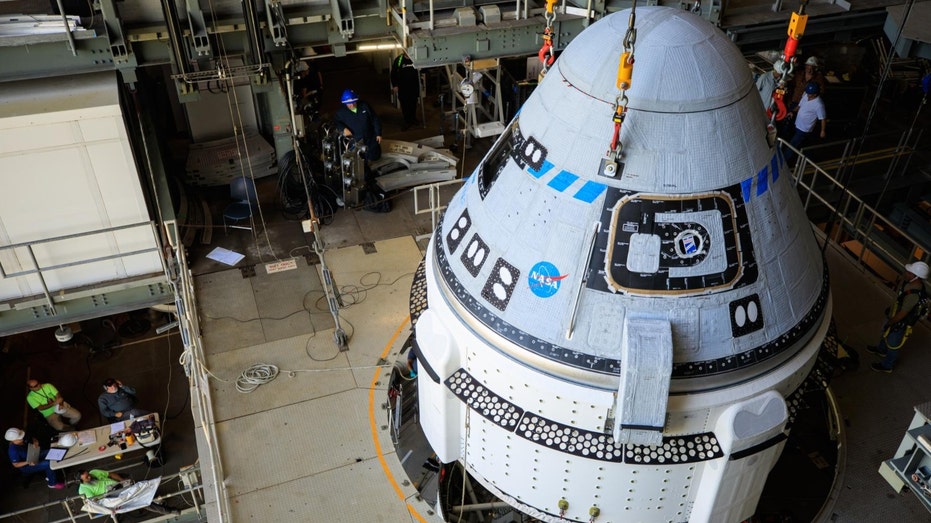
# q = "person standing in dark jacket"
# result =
<box><xmin>333</xmin><ymin>89</ymin><xmax>382</xmax><ymax>162</ymax></box>
<box><xmin>390</xmin><ymin>53</ymin><xmax>420</xmax><ymax>130</ymax></box>
<box><xmin>98</xmin><ymin>378</ymin><xmax>148</xmax><ymax>422</ymax></box>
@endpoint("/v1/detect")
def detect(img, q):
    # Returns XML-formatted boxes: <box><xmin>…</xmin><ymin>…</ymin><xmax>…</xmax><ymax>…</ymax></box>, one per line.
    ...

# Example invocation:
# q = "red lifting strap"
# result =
<box><xmin>610</xmin><ymin>122</ymin><xmax>621</xmax><ymax>151</ymax></box>
<box><xmin>538</xmin><ymin>29</ymin><xmax>555</xmax><ymax>67</ymax></box>
<box><xmin>767</xmin><ymin>91</ymin><xmax>788</xmax><ymax>121</ymax></box>
<box><xmin>538</xmin><ymin>42</ymin><xmax>555</xmax><ymax>66</ymax></box>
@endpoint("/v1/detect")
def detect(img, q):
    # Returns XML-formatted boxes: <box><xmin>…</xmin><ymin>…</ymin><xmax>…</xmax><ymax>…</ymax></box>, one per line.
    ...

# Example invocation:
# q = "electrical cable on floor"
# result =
<box><xmin>204</xmin><ymin>288</ymin><xmax>331</xmax><ymax>324</ymax></box>
<box><xmin>289</xmin><ymin>245</ymin><xmax>312</xmax><ymax>258</ymax></box>
<box><xmin>201</xmin><ymin>269</ymin><xmax>407</xmax><ymax>328</ymax></box>
<box><xmin>186</xmin><ymin>352</ymin><xmax>231</xmax><ymax>385</ymax></box>
<box><xmin>233</xmin><ymin>359</ymin><xmax>395</xmax><ymax>393</ymax></box>
<box><xmin>311</xmin><ymin>271</ymin><xmax>415</xmax><ymax>311</ymax></box>
<box><xmin>236</xmin><ymin>363</ymin><xmax>280</xmax><ymax>393</ymax></box>
<box><xmin>305</xmin><ymin>327</ymin><xmax>338</xmax><ymax>362</ymax></box>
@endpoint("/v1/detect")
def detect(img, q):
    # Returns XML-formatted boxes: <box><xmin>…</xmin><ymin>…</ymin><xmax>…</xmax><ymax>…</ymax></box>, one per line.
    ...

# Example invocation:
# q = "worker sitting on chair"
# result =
<box><xmin>5</xmin><ymin>428</ymin><xmax>65</xmax><ymax>489</ymax></box>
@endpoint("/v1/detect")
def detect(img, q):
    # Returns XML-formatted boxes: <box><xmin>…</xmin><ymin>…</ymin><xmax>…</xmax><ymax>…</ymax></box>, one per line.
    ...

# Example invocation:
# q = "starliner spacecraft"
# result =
<box><xmin>408</xmin><ymin>7</ymin><xmax>831</xmax><ymax>522</ymax></box>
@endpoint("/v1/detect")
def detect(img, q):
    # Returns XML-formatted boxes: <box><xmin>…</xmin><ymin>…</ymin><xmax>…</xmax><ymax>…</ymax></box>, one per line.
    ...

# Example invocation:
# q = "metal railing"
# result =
<box><xmin>164</xmin><ymin>219</ymin><xmax>233</xmax><ymax>522</ymax></box>
<box><xmin>784</xmin><ymin>133</ymin><xmax>930</xmax><ymax>283</ymax></box>
<box><xmin>0</xmin><ymin>221</ymin><xmax>167</xmax><ymax>313</ymax></box>
<box><xmin>413</xmin><ymin>179</ymin><xmax>466</xmax><ymax>242</ymax></box>
<box><xmin>0</xmin><ymin>465</ymin><xmax>204</xmax><ymax>522</ymax></box>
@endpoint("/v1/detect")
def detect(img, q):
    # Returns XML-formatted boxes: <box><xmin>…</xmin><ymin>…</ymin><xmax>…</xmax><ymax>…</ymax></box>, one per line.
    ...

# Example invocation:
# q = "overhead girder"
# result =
<box><xmin>186</xmin><ymin>0</ymin><xmax>214</xmax><ymax>57</ymax></box>
<box><xmin>0</xmin><ymin>35</ymin><xmax>119</xmax><ymax>83</ymax></box>
<box><xmin>0</xmin><ymin>279</ymin><xmax>174</xmax><ymax>338</ymax></box>
<box><xmin>0</xmin><ymin>0</ymin><xmax>896</xmax><ymax>81</ymax></box>
<box><xmin>98</xmin><ymin>0</ymin><xmax>131</xmax><ymax>63</ymax></box>
<box><xmin>265</xmin><ymin>0</ymin><xmax>289</xmax><ymax>48</ymax></box>
<box><xmin>401</xmin><ymin>16</ymin><xmax>589</xmax><ymax>67</ymax></box>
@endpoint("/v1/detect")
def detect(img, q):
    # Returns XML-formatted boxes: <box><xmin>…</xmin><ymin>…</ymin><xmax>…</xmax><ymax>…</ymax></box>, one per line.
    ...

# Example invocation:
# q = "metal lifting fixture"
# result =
<box><xmin>598</xmin><ymin>1</ymin><xmax>636</xmax><ymax>180</ymax></box>
<box><xmin>768</xmin><ymin>0</ymin><xmax>809</xmax><ymax>124</ymax></box>
<box><xmin>537</xmin><ymin>0</ymin><xmax>558</xmax><ymax>80</ymax></box>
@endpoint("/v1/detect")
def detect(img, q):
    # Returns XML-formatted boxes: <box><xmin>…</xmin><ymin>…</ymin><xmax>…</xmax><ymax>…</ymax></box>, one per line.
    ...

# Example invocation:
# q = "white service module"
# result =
<box><xmin>0</xmin><ymin>72</ymin><xmax>163</xmax><ymax>303</ymax></box>
<box><xmin>414</xmin><ymin>7</ymin><xmax>831</xmax><ymax>522</ymax></box>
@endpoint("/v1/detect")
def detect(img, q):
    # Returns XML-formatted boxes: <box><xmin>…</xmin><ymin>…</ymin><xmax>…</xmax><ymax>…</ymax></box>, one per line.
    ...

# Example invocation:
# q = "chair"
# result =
<box><xmin>223</xmin><ymin>176</ymin><xmax>258</xmax><ymax>232</ymax></box>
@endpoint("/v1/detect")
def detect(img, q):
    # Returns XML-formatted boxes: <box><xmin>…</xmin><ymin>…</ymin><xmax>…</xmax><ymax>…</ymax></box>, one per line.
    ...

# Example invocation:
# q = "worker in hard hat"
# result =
<box><xmin>756</xmin><ymin>59</ymin><xmax>791</xmax><ymax>110</ymax></box>
<box><xmin>790</xmin><ymin>56</ymin><xmax>826</xmax><ymax>106</ymax></box>
<box><xmin>784</xmin><ymin>81</ymin><xmax>827</xmax><ymax>163</ymax></box>
<box><xmin>867</xmin><ymin>261</ymin><xmax>931</xmax><ymax>373</ymax></box>
<box><xmin>293</xmin><ymin>60</ymin><xmax>323</xmax><ymax>117</ymax></box>
<box><xmin>5</xmin><ymin>427</ymin><xmax>65</xmax><ymax>489</ymax></box>
<box><xmin>333</xmin><ymin>88</ymin><xmax>382</xmax><ymax>162</ymax></box>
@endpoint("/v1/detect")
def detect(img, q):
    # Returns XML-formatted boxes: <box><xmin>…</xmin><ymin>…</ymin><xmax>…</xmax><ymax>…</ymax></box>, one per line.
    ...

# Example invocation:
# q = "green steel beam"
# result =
<box><xmin>0</xmin><ymin>34</ymin><xmax>119</xmax><ymax>82</ymax></box>
<box><xmin>401</xmin><ymin>16</ymin><xmax>590</xmax><ymax>67</ymax></box>
<box><xmin>0</xmin><ymin>0</ymin><xmax>897</xmax><ymax>83</ymax></box>
<box><xmin>0</xmin><ymin>277</ymin><xmax>173</xmax><ymax>337</ymax></box>
<box><xmin>186</xmin><ymin>0</ymin><xmax>215</xmax><ymax>57</ymax></box>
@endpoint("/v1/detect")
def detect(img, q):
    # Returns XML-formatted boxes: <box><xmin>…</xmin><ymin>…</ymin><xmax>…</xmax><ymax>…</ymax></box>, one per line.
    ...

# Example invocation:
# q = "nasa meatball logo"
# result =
<box><xmin>528</xmin><ymin>261</ymin><xmax>568</xmax><ymax>298</ymax></box>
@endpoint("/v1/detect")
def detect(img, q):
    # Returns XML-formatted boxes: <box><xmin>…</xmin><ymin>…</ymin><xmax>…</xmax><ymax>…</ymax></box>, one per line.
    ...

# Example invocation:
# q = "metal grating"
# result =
<box><xmin>409</xmin><ymin>258</ymin><xmax>428</xmax><ymax>327</ymax></box>
<box><xmin>446</xmin><ymin>368</ymin><xmax>723</xmax><ymax>464</ymax></box>
<box><xmin>446</xmin><ymin>369</ymin><xmax>523</xmax><ymax>430</ymax></box>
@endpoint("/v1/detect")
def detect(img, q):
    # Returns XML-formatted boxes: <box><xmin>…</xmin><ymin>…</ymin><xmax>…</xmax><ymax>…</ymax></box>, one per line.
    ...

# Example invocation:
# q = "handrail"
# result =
<box><xmin>784</xmin><ymin>133</ymin><xmax>930</xmax><ymax>282</ymax></box>
<box><xmin>165</xmin><ymin>218</ymin><xmax>233</xmax><ymax>522</ymax></box>
<box><xmin>0</xmin><ymin>221</ymin><xmax>154</xmax><ymax>250</ymax></box>
<box><xmin>0</xmin><ymin>221</ymin><xmax>165</xmax><ymax>314</ymax></box>
<box><xmin>0</xmin><ymin>221</ymin><xmax>161</xmax><ymax>279</ymax></box>
<box><xmin>0</xmin><ymin>466</ymin><xmax>204</xmax><ymax>522</ymax></box>
<box><xmin>412</xmin><ymin>179</ymin><xmax>465</xmax><ymax>242</ymax></box>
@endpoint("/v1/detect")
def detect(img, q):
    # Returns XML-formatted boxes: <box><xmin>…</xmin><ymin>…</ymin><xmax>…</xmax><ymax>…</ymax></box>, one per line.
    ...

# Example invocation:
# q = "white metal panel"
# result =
<box><xmin>0</xmin><ymin>72</ymin><xmax>162</xmax><ymax>302</ymax></box>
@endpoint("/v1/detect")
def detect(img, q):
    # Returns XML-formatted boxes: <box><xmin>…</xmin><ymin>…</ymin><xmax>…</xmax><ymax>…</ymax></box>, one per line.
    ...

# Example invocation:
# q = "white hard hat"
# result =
<box><xmin>59</xmin><ymin>432</ymin><xmax>78</xmax><ymax>447</ymax></box>
<box><xmin>5</xmin><ymin>428</ymin><xmax>25</xmax><ymax>442</ymax></box>
<box><xmin>905</xmin><ymin>261</ymin><xmax>930</xmax><ymax>280</ymax></box>
<box><xmin>805</xmin><ymin>56</ymin><xmax>820</xmax><ymax>67</ymax></box>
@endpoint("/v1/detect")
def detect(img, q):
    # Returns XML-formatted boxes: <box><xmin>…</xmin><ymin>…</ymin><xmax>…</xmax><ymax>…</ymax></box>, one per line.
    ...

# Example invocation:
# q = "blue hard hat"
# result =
<box><xmin>805</xmin><ymin>82</ymin><xmax>820</xmax><ymax>95</ymax></box>
<box><xmin>340</xmin><ymin>89</ymin><xmax>358</xmax><ymax>104</ymax></box>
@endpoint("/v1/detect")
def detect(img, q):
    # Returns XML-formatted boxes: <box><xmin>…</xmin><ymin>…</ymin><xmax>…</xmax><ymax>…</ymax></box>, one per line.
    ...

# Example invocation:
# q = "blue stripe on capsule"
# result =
<box><xmin>573</xmin><ymin>181</ymin><xmax>607</xmax><ymax>203</ymax></box>
<box><xmin>547</xmin><ymin>170</ymin><xmax>579</xmax><ymax>192</ymax></box>
<box><xmin>756</xmin><ymin>165</ymin><xmax>768</xmax><ymax>196</ymax></box>
<box><xmin>528</xmin><ymin>160</ymin><xmax>554</xmax><ymax>179</ymax></box>
<box><xmin>741</xmin><ymin>178</ymin><xmax>753</xmax><ymax>202</ymax></box>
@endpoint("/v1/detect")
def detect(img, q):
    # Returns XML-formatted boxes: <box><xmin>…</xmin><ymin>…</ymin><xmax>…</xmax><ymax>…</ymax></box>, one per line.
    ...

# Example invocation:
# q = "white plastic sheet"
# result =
<box><xmin>82</xmin><ymin>477</ymin><xmax>162</xmax><ymax>515</ymax></box>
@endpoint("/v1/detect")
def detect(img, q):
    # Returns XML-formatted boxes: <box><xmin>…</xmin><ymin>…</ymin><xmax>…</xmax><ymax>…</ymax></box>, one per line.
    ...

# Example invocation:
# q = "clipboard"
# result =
<box><xmin>45</xmin><ymin>448</ymin><xmax>68</xmax><ymax>461</ymax></box>
<box><xmin>26</xmin><ymin>443</ymin><xmax>41</xmax><ymax>464</ymax></box>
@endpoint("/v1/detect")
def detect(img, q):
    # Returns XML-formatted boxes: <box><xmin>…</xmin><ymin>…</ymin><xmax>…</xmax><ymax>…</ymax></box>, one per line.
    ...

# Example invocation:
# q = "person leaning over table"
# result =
<box><xmin>5</xmin><ymin>427</ymin><xmax>65</xmax><ymax>489</ymax></box>
<box><xmin>97</xmin><ymin>378</ymin><xmax>149</xmax><ymax>423</ymax></box>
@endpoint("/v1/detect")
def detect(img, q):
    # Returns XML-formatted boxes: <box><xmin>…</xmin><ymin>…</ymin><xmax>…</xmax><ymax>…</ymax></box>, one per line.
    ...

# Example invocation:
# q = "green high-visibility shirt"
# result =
<box><xmin>26</xmin><ymin>383</ymin><xmax>58</xmax><ymax>417</ymax></box>
<box><xmin>79</xmin><ymin>470</ymin><xmax>118</xmax><ymax>498</ymax></box>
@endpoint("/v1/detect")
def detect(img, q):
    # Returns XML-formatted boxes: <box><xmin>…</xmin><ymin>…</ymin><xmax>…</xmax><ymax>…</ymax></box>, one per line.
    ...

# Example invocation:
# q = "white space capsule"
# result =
<box><xmin>413</xmin><ymin>6</ymin><xmax>831</xmax><ymax>522</ymax></box>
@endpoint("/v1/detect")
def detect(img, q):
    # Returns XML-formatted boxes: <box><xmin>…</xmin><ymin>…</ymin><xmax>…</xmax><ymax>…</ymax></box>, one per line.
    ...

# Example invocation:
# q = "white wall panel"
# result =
<box><xmin>0</xmin><ymin>72</ymin><xmax>162</xmax><ymax>302</ymax></box>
